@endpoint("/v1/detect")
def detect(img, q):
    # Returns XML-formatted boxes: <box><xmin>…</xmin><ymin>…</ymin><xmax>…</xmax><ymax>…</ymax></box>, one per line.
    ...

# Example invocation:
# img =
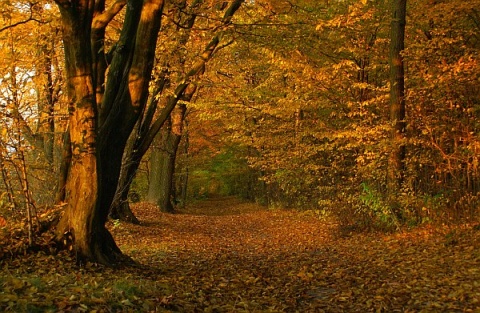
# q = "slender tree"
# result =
<box><xmin>388</xmin><ymin>0</ymin><xmax>407</xmax><ymax>198</ymax></box>
<box><xmin>147</xmin><ymin>102</ymin><xmax>188</xmax><ymax>213</ymax></box>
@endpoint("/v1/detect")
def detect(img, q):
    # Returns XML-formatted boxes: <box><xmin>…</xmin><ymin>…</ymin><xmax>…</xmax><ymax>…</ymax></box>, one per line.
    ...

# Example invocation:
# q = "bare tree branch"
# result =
<box><xmin>0</xmin><ymin>15</ymin><xmax>44</xmax><ymax>33</ymax></box>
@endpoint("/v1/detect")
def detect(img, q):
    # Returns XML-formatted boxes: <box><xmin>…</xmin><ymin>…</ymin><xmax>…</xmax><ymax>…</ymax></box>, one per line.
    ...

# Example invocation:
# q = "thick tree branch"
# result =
<box><xmin>92</xmin><ymin>0</ymin><xmax>127</xmax><ymax>29</ymax></box>
<box><xmin>137</xmin><ymin>83</ymin><xmax>189</xmax><ymax>156</ymax></box>
<box><xmin>97</xmin><ymin>0</ymin><xmax>144</xmax><ymax>128</ymax></box>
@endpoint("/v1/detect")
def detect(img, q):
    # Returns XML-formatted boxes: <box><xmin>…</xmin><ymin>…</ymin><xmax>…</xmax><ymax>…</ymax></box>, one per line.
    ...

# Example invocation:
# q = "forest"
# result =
<box><xmin>0</xmin><ymin>0</ymin><xmax>479</xmax><ymax>311</ymax></box>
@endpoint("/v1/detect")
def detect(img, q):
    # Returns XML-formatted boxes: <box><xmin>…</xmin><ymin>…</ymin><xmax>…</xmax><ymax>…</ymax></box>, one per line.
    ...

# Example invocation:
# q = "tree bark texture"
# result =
<box><xmin>54</xmin><ymin>130</ymin><xmax>71</xmax><ymax>204</ymax></box>
<box><xmin>54</xmin><ymin>0</ymin><xmax>106</xmax><ymax>263</ymax></box>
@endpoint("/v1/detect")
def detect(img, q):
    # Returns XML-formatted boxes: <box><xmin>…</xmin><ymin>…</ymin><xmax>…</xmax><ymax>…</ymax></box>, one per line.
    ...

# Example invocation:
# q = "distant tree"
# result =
<box><xmin>388</xmin><ymin>0</ymin><xmax>407</xmax><ymax>203</ymax></box>
<box><xmin>147</xmin><ymin>104</ymin><xmax>187</xmax><ymax>213</ymax></box>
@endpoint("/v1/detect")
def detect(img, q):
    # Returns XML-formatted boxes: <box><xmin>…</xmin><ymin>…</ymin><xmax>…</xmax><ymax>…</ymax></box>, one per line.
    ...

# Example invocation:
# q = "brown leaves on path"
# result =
<box><xmin>1</xmin><ymin>197</ymin><xmax>480</xmax><ymax>312</ymax></box>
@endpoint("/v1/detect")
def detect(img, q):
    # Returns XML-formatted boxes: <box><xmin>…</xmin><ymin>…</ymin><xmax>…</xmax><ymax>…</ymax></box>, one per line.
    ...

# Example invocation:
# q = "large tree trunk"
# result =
<box><xmin>388</xmin><ymin>0</ymin><xmax>407</xmax><ymax>213</ymax></box>
<box><xmin>52</xmin><ymin>0</ymin><xmax>245</xmax><ymax>264</ymax></box>
<box><xmin>147</xmin><ymin>104</ymin><xmax>186</xmax><ymax>213</ymax></box>
<box><xmin>54</xmin><ymin>0</ymin><xmax>107</xmax><ymax>263</ymax></box>
<box><xmin>54</xmin><ymin>0</ymin><xmax>165</xmax><ymax>265</ymax></box>
<box><xmin>96</xmin><ymin>0</ymin><xmax>165</xmax><ymax>219</ymax></box>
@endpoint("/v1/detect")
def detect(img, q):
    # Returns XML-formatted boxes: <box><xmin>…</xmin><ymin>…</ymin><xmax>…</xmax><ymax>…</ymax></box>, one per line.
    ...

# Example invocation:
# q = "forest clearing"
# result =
<box><xmin>1</xmin><ymin>197</ymin><xmax>479</xmax><ymax>312</ymax></box>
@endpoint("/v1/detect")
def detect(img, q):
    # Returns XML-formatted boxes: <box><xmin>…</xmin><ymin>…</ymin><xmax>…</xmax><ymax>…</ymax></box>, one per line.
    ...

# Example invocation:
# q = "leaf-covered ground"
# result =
<box><xmin>1</xmin><ymin>197</ymin><xmax>479</xmax><ymax>312</ymax></box>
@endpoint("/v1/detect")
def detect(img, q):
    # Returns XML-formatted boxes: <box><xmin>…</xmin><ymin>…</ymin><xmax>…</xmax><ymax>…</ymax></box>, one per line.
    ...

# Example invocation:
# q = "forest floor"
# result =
<box><xmin>1</xmin><ymin>197</ymin><xmax>480</xmax><ymax>312</ymax></box>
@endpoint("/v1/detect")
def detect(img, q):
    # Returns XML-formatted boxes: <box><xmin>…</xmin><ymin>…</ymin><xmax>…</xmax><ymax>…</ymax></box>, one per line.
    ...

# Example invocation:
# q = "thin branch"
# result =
<box><xmin>0</xmin><ymin>16</ymin><xmax>44</xmax><ymax>33</ymax></box>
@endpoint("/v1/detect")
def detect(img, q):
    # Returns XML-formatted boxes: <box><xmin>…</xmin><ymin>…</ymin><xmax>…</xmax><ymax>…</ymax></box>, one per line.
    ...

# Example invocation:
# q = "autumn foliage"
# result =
<box><xmin>0</xmin><ymin>0</ymin><xmax>479</xmax><ymax>310</ymax></box>
<box><xmin>194</xmin><ymin>0</ymin><xmax>480</xmax><ymax>228</ymax></box>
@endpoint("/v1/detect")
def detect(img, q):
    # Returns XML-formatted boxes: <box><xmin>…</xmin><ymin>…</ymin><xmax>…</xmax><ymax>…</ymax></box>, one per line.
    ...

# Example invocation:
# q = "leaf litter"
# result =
<box><xmin>1</xmin><ymin>197</ymin><xmax>479</xmax><ymax>312</ymax></box>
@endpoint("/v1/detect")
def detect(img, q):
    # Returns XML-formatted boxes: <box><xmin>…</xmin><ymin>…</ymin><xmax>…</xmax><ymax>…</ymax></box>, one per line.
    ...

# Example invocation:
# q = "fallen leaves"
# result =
<box><xmin>1</xmin><ymin>197</ymin><xmax>479</xmax><ymax>312</ymax></box>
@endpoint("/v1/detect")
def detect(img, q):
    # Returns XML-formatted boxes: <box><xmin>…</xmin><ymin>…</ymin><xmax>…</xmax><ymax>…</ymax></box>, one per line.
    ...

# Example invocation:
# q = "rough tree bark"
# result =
<box><xmin>54</xmin><ymin>130</ymin><xmax>71</xmax><ymax>203</ymax></box>
<box><xmin>54</xmin><ymin>0</ymin><xmax>103</xmax><ymax>263</ymax></box>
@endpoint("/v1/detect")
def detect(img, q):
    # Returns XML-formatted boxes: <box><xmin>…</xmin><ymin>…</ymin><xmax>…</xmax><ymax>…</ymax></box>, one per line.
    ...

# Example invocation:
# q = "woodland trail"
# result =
<box><xmin>1</xmin><ymin>197</ymin><xmax>480</xmax><ymax>312</ymax></box>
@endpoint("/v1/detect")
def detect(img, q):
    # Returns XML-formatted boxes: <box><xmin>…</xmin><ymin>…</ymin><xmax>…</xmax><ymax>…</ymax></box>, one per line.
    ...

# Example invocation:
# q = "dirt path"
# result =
<box><xmin>114</xmin><ymin>198</ymin><xmax>480</xmax><ymax>312</ymax></box>
<box><xmin>1</xmin><ymin>198</ymin><xmax>479</xmax><ymax>312</ymax></box>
